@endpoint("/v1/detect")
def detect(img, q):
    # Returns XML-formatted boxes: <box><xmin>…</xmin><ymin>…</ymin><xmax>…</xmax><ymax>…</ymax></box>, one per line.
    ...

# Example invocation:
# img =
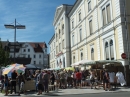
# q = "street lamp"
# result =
<box><xmin>4</xmin><ymin>19</ymin><xmax>26</xmax><ymax>63</ymax></box>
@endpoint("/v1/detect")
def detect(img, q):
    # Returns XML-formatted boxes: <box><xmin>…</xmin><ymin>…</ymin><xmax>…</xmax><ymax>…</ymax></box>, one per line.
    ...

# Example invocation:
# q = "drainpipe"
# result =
<box><xmin>124</xmin><ymin>0</ymin><xmax>130</xmax><ymax>85</ymax></box>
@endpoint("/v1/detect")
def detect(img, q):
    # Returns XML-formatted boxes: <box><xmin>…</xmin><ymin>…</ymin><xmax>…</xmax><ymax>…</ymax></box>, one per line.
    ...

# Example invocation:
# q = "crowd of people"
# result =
<box><xmin>0</xmin><ymin>67</ymin><xmax>126</xmax><ymax>96</ymax></box>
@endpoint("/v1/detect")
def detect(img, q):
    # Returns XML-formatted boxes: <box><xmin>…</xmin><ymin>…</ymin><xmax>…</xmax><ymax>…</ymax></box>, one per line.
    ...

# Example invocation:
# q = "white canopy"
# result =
<box><xmin>71</xmin><ymin>60</ymin><xmax>95</xmax><ymax>67</ymax></box>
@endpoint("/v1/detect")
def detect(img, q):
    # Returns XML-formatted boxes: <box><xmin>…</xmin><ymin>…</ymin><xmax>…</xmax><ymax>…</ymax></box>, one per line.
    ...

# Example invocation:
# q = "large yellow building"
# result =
<box><xmin>49</xmin><ymin>0</ymin><xmax>130</xmax><ymax>72</ymax></box>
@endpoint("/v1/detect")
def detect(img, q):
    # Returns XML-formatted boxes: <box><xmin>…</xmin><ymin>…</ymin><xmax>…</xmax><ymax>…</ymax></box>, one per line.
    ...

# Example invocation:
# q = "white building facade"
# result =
<box><xmin>49</xmin><ymin>0</ymin><xmax>130</xmax><ymax>72</ymax></box>
<box><xmin>51</xmin><ymin>4</ymin><xmax>73</xmax><ymax>68</ymax></box>
<box><xmin>9</xmin><ymin>42</ymin><xmax>48</xmax><ymax>69</ymax></box>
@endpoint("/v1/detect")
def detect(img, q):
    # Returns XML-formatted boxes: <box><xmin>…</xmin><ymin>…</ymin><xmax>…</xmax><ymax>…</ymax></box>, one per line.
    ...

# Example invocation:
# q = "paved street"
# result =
<box><xmin>0</xmin><ymin>87</ymin><xmax>130</xmax><ymax>97</ymax></box>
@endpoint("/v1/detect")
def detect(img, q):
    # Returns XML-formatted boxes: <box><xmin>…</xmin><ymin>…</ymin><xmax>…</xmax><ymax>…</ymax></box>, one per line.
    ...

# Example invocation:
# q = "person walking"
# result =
<box><xmin>10</xmin><ymin>70</ymin><xmax>17</xmax><ymax>94</ymax></box>
<box><xmin>4</xmin><ymin>74</ymin><xmax>9</xmax><ymax>96</ymax></box>
<box><xmin>43</xmin><ymin>70</ymin><xmax>49</xmax><ymax>93</ymax></box>
<box><xmin>37</xmin><ymin>70</ymin><xmax>43</xmax><ymax>95</ymax></box>
<box><xmin>76</xmin><ymin>70</ymin><xmax>82</xmax><ymax>89</ymax></box>
<box><xmin>17</xmin><ymin>73</ymin><xmax>25</xmax><ymax>90</ymax></box>
<box><xmin>103</xmin><ymin>70</ymin><xmax>110</xmax><ymax>91</ymax></box>
<box><xmin>33</xmin><ymin>70</ymin><xmax>39</xmax><ymax>92</ymax></box>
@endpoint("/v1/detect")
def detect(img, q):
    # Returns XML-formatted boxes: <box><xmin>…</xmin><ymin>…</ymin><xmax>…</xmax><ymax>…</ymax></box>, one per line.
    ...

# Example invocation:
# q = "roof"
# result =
<box><xmin>1</xmin><ymin>41</ymin><xmax>47</xmax><ymax>53</ymax></box>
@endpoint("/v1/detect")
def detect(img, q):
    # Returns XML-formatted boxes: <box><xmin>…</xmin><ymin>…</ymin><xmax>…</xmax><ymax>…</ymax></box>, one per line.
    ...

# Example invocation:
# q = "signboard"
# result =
<box><xmin>121</xmin><ymin>53</ymin><xmax>127</xmax><ymax>59</ymax></box>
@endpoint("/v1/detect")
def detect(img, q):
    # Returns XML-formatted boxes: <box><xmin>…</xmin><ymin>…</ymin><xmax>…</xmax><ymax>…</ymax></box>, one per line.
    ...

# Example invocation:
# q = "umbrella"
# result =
<box><xmin>2</xmin><ymin>66</ymin><xmax>15</xmax><ymax>75</ymax></box>
<box><xmin>2</xmin><ymin>63</ymin><xmax>23</xmax><ymax>76</ymax></box>
<box><xmin>65</xmin><ymin>67</ymin><xmax>75</xmax><ymax>71</ymax></box>
<box><xmin>14</xmin><ymin>65</ymin><xmax>26</xmax><ymax>75</ymax></box>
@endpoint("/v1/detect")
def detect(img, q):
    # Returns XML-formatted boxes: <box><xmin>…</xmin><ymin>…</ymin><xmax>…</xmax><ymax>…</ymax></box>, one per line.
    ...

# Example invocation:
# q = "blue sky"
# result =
<box><xmin>0</xmin><ymin>0</ymin><xmax>76</xmax><ymax>45</ymax></box>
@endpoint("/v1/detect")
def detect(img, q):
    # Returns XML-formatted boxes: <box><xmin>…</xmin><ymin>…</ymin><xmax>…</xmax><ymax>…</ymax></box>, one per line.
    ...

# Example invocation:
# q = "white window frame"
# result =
<box><xmin>102</xmin><ymin>34</ymin><xmax>116</xmax><ymax>60</ymax></box>
<box><xmin>88</xmin><ymin>0</ymin><xmax>91</xmax><ymax>12</ymax></box>
<box><xmin>72</xmin><ymin>33</ymin><xmax>75</xmax><ymax>46</ymax></box>
<box><xmin>78</xmin><ymin>10</ymin><xmax>81</xmax><ymax>22</ymax></box>
<box><xmin>72</xmin><ymin>19</ymin><xmax>74</xmax><ymax>29</ymax></box>
<box><xmin>90</xmin><ymin>44</ymin><xmax>94</xmax><ymax>60</ymax></box>
<box><xmin>100</xmin><ymin>1</ymin><xmax>113</xmax><ymax>27</ymax></box>
<box><xmin>80</xmin><ymin>49</ymin><xmax>83</xmax><ymax>60</ymax></box>
<box><xmin>88</xmin><ymin>16</ymin><xmax>93</xmax><ymax>35</ymax></box>
<box><xmin>79</xmin><ymin>27</ymin><xmax>82</xmax><ymax>42</ymax></box>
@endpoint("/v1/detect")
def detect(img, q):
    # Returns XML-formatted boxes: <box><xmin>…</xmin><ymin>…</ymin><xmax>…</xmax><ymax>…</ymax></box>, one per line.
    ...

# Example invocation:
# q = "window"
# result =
<box><xmin>91</xmin><ymin>48</ymin><xmax>94</xmax><ymax>60</ymax></box>
<box><xmin>79</xmin><ymin>12</ymin><xmax>81</xmax><ymax>21</ymax></box>
<box><xmin>106</xmin><ymin>4</ymin><xmax>111</xmax><ymax>23</ymax></box>
<box><xmin>72</xmin><ymin>20</ymin><xmax>74</xmax><ymax>29</ymax></box>
<box><xmin>39</xmin><ymin>61</ymin><xmax>41</xmax><ymax>65</ymax></box>
<box><xmin>34</xmin><ymin>61</ymin><xmax>36</xmax><ymax>64</ymax></box>
<box><xmin>79</xmin><ymin>28</ymin><xmax>82</xmax><ymax>41</ymax></box>
<box><xmin>73</xmin><ymin>56</ymin><xmax>75</xmax><ymax>63</ymax></box>
<box><xmin>59</xmin><ymin>29</ymin><xmax>61</xmax><ymax>38</ymax></box>
<box><xmin>56</xmin><ymin>33</ymin><xmax>58</xmax><ymax>41</ymax></box>
<box><xmin>39</xmin><ymin>54</ymin><xmax>41</xmax><ymax>58</ymax></box>
<box><xmin>102</xmin><ymin>4</ymin><xmax>111</xmax><ymax>26</ymax></box>
<box><xmin>28</xmin><ymin>55</ymin><xmax>30</xmax><ymax>58</ymax></box>
<box><xmin>102</xmin><ymin>8</ymin><xmax>106</xmax><ymax>26</ymax></box>
<box><xmin>34</xmin><ymin>55</ymin><xmax>36</xmax><ymax>58</ymax></box>
<box><xmin>105</xmin><ymin>42</ymin><xmax>109</xmax><ymax>60</ymax></box>
<box><xmin>81</xmin><ymin>52</ymin><xmax>83</xmax><ymax>60</ymax></box>
<box><xmin>89</xmin><ymin>20</ymin><xmax>93</xmax><ymax>35</ymax></box>
<box><xmin>28</xmin><ymin>49</ymin><xmax>30</xmax><ymax>52</ymax></box>
<box><xmin>104</xmin><ymin>40</ymin><xmax>114</xmax><ymax>60</ymax></box>
<box><xmin>62</xmin><ymin>39</ymin><xmax>64</xmax><ymax>49</ymax></box>
<box><xmin>63</xmin><ymin>57</ymin><xmax>65</xmax><ymax>68</ymax></box>
<box><xmin>59</xmin><ymin>43</ymin><xmax>61</xmax><ymax>51</ymax></box>
<box><xmin>72</xmin><ymin>35</ymin><xmax>75</xmax><ymax>46</ymax></box>
<box><xmin>62</xmin><ymin>24</ymin><xmax>64</xmax><ymax>34</ymax></box>
<box><xmin>54</xmin><ymin>42</ymin><xmax>55</xmax><ymax>48</ymax></box>
<box><xmin>23</xmin><ymin>49</ymin><xmax>26</xmax><ymax>52</ymax></box>
<box><xmin>88</xmin><ymin>1</ymin><xmax>91</xmax><ymax>12</ymax></box>
<box><xmin>110</xmin><ymin>40</ymin><xmax>114</xmax><ymax>60</ymax></box>
<box><xmin>25</xmin><ymin>45</ymin><xmax>28</xmax><ymax>47</ymax></box>
<box><xmin>56</xmin><ymin>46</ymin><xmax>58</xmax><ymax>53</ymax></box>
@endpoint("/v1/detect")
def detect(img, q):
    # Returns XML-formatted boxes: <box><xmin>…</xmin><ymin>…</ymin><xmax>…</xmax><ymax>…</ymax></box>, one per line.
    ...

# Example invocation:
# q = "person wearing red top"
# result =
<box><xmin>76</xmin><ymin>70</ymin><xmax>82</xmax><ymax>88</ymax></box>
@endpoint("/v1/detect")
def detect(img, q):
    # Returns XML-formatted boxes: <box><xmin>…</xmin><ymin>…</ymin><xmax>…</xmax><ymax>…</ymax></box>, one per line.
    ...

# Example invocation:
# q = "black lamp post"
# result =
<box><xmin>4</xmin><ymin>19</ymin><xmax>26</xmax><ymax>63</ymax></box>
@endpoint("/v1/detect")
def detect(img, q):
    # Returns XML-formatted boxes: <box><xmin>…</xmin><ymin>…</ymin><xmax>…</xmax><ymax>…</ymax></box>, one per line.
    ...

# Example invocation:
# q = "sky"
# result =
<box><xmin>0</xmin><ymin>0</ymin><xmax>76</xmax><ymax>47</ymax></box>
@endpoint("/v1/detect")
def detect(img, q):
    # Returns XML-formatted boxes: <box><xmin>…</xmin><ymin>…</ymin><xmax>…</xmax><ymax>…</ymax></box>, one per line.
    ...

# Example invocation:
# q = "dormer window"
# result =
<box><xmin>35</xmin><ymin>44</ymin><xmax>38</xmax><ymax>48</ymax></box>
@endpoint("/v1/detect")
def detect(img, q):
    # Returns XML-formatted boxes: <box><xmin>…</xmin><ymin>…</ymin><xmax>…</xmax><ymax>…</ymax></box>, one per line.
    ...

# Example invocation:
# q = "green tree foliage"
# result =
<box><xmin>0</xmin><ymin>39</ymin><xmax>10</xmax><ymax>67</ymax></box>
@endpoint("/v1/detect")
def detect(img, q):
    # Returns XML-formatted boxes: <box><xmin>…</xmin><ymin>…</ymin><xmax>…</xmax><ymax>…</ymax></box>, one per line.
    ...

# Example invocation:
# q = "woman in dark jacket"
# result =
<box><xmin>4</xmin><ymin>74</ymin><xmax>9</xmax><ymax>96</ymax></box>
<box><xmin>103</xmin><ymin>70</ymin><xmax>110</xmax><ymax>91</ymax></box>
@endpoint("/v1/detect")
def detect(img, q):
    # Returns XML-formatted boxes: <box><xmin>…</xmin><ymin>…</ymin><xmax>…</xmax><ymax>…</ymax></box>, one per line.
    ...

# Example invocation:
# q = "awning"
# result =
<box><xmin>71</xmin><ymin>60</ymin><xmax>96</xmax><ymax>66</ymax></box>
<box><xmin>96</xmin><ymin>60</ymin><xmax>122</xmax><ymax>66</ymax></box>
<box><xmin>83</xmin><ymin>60</ymin><xmax>122</xmax><ymax>66</ymax></box>
<box><xmin>83</xmin><ymin>60</ymin><xmax>96</xmax><ymax>66</ymax></box>
<box><xmin>96</xmin><ymin>60</ymin><xmax>121</xmax><ymax>64</ymax></box>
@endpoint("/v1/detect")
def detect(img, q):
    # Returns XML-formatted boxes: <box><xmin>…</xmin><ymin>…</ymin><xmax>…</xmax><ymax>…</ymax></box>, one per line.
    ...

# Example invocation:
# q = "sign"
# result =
<box><xmin>121</xmin><ymin>53</ymin><xmax>127</xmax><ymax>59</ymax></box>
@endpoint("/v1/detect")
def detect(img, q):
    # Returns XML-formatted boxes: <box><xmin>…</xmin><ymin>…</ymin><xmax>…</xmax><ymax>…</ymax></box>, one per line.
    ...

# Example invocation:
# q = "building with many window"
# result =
<box><xmin>49</xmin><ymin>0</ymin><xmax>130</xmax><ymax>73</ymax></box>
<box><xmin>49</xmin><ymin>4</ymin><xmax>73</xmax><ymax>68</ymax></box>
<box><xmin>1</xmin><ymin>40</ymin><xmax>48</xmax><ymax>69</ymax></box>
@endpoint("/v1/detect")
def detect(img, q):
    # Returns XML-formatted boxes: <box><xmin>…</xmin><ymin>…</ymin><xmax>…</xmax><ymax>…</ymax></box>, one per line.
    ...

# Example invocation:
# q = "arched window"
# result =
<box><xmin>73</xmin><ymin>56</ymin><xmax>75</xmax><ymax>63</ymax></box>
<box><xmin>105</xmin><ymin>42</ymin><xmax>109</xmax><ymax>60</ymax></box>
<box><xmin>62</xmin><ymin>24</ymin><xmax>64</xmax><ymax>34</ymax></box>
<box><xmin>63</xmin><ymin>57</ymin><xmax>65</xmax><ymax>68</ymax></box>
<box><xmin>81</xmin><ymin>52</ymin><xmax>83</xmax><ymax>60</ymax></box>
<box><xmin>110</xmin><ymin>40</ymin><xmax>114</xmax><ymax>60</ymax></box>
<box><xmin>57</xmin><ymin>60</ymin><xmax>59</xmax><ymax>67</ymax></box>
<box><xmin>91</xmin><ymin>48</ymin><xmax>94</xmax><ymax>60</ymax></box>
<box><xmin>59</xmin><ymin>29</ymin><xmax>61</xmax><ymax>38</ymax></box>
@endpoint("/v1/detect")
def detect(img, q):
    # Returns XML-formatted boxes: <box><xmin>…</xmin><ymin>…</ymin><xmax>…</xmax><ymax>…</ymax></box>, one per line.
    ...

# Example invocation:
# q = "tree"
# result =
<box><xmin>0</xmin><ymin>39</ymin><xmax>10</xmax><ymax>67</ymax></box>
